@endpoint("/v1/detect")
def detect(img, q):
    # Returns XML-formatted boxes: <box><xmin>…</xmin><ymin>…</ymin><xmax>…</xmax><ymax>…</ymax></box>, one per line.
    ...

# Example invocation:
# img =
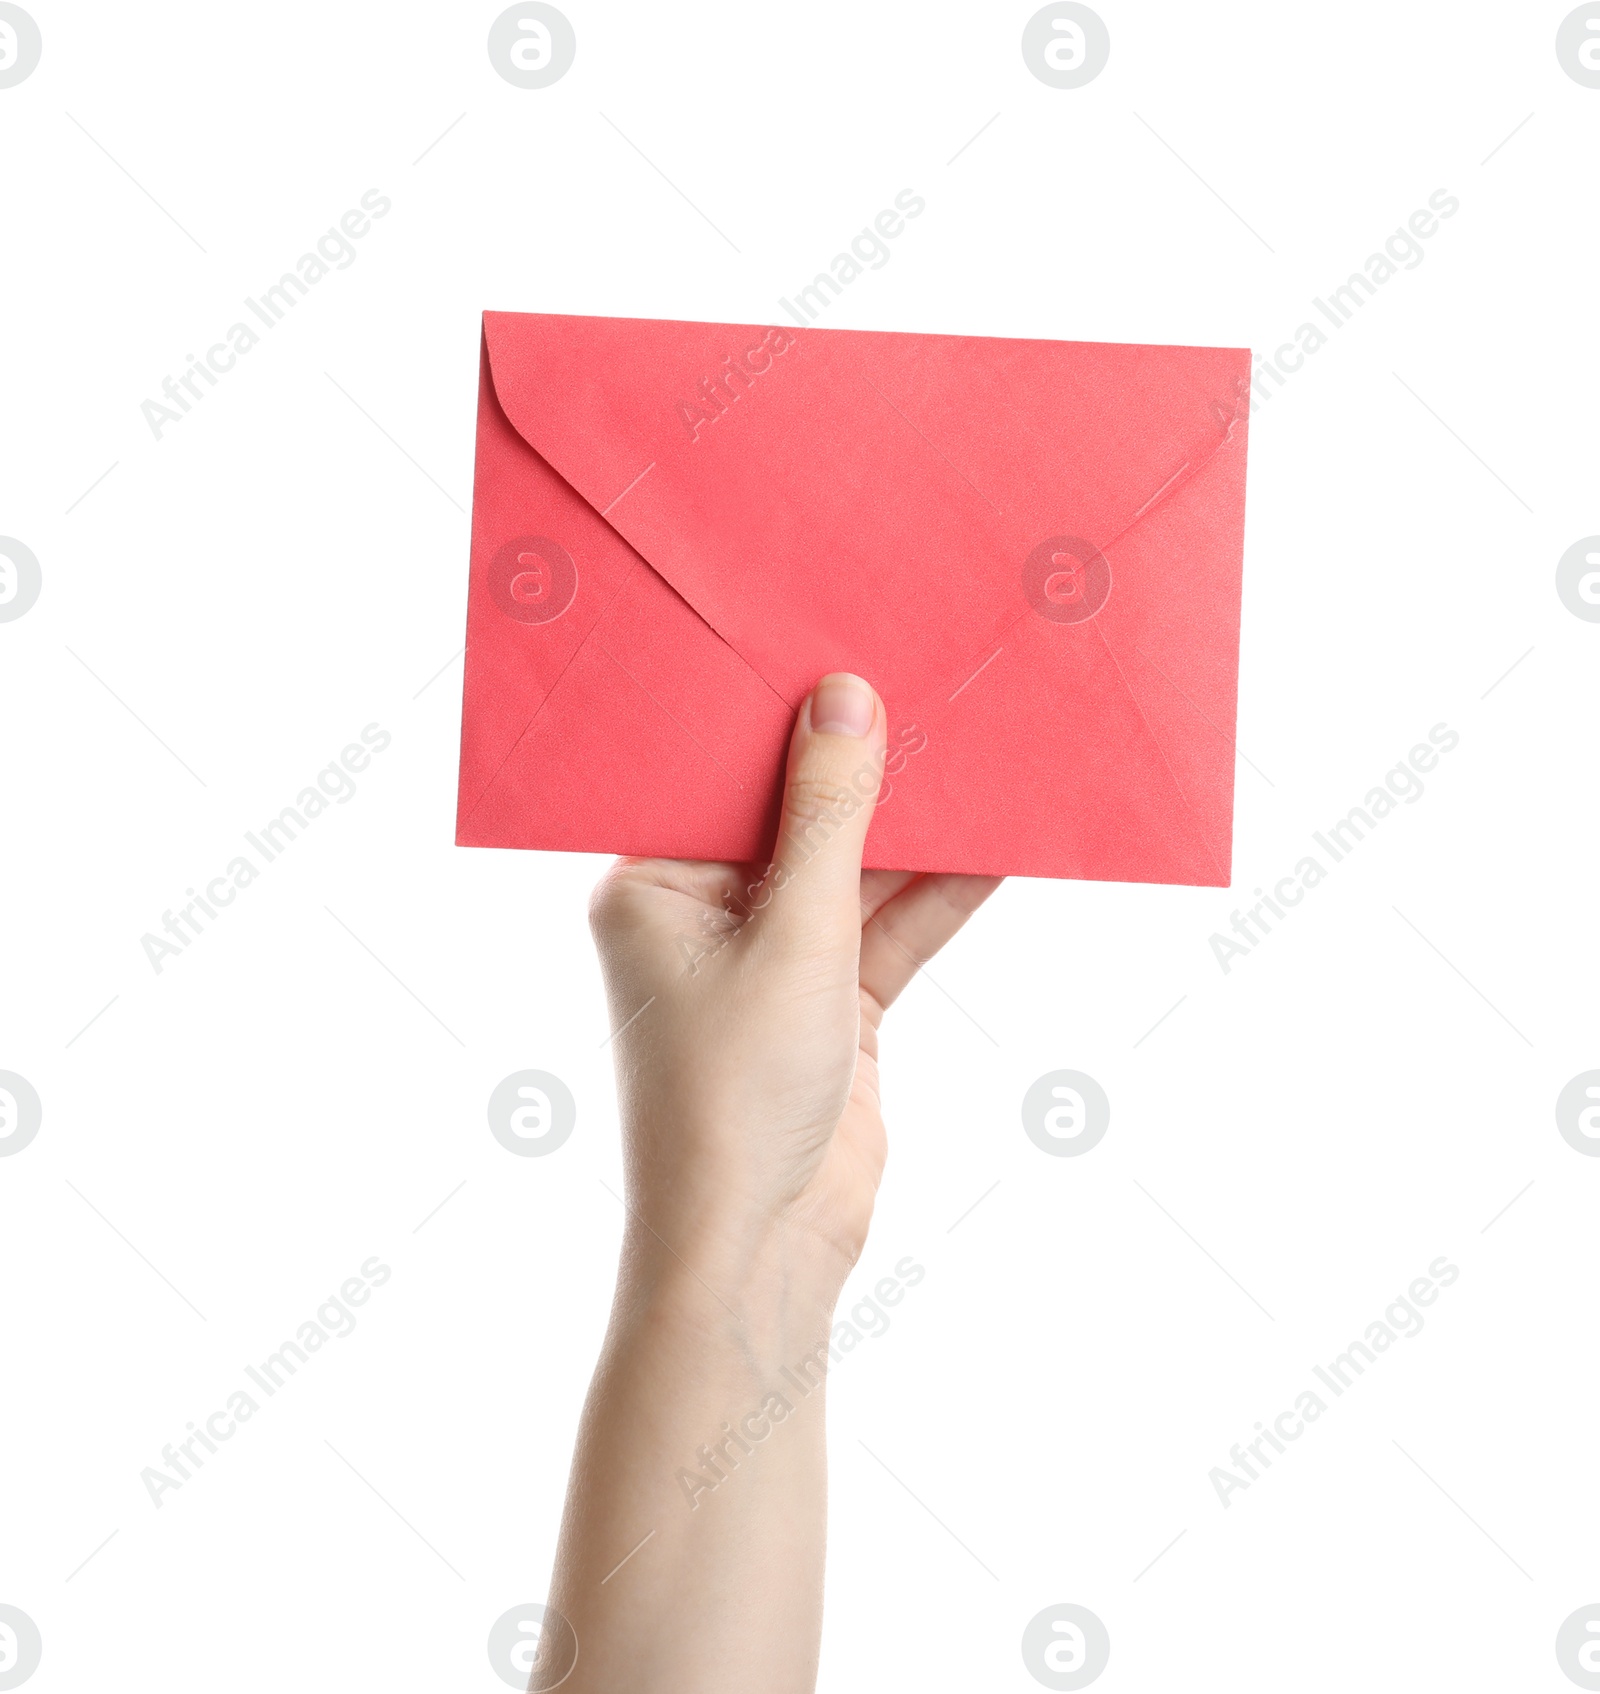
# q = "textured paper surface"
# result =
<box><xmin>456</xmin><ymin>310</ymin><xmax>1251</xmax><ymax>884</ymax></box>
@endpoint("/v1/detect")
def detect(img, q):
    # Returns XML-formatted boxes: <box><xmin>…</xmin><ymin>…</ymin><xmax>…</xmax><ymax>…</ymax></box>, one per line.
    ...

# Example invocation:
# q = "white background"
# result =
<box><xmin>3</xmin><ymin>2</ymin><xmax>1598</xmax><ymax>1689</ymax></box>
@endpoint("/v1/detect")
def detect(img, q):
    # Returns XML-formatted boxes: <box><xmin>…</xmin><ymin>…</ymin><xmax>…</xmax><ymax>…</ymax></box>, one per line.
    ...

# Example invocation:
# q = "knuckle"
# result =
<box><xmin>783</xmin><ymin>776</ymin><xmax>854</xmax><ymax>829</ymax></box>
<box><xmin>586</xmin><ymin>870</ymin><xmax>638</xmax><ymax>937</ymax></box>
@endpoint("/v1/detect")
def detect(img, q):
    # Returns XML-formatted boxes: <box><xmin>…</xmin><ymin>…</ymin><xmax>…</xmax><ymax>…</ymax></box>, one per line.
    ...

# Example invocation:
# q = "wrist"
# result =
<box><xmin>613</xmin><ymin>1212</ymin><xmax>849</xmax><ymax>1366</ymax></box>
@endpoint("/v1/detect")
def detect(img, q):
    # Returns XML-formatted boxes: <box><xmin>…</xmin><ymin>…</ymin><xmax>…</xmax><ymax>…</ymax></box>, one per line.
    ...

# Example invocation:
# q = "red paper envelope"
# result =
<box><xmin>456</xmin><ymin>311</ymin><xmax>1251</xmax><ymax>884</ymax></box>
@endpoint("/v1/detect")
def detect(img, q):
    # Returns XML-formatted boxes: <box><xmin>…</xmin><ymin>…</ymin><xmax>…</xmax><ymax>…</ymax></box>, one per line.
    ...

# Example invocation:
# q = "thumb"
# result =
<box><xmin>755</xmin><ymin>673</ymin><xmax>886</xmax><ymax>951</ymax></box>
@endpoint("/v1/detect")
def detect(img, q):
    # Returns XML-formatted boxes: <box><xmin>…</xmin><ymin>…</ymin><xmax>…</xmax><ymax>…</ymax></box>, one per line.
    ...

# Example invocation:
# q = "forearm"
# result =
<box><xmin>546</xmin><ymin>1225</ymin><xmax>845</xmax><ymax>1694</ymax></box>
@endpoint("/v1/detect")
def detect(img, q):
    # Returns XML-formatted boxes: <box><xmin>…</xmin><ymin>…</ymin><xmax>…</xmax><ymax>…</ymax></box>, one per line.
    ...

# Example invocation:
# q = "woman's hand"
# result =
<box><xmin>546</xmin><ymin>674</ymin><xmax>998</xmax><ymax>1694</ymax></box>
<box><xmin>588</xmin><ymin>672</ymin><xmax>1000</xmax><ymax>1295</ymax></box>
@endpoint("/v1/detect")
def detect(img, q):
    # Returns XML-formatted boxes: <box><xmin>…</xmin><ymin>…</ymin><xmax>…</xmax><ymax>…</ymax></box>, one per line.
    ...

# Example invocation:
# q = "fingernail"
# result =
<box><xmin>810</xmin><ymin>673</ymin><xmax>875</xmax><ymax>738</ymax></box>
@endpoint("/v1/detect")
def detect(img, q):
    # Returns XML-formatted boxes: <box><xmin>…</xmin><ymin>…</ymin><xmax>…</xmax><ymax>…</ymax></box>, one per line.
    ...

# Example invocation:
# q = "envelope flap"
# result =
<box><xmin>481</xmin><ymin>311</ymin><xmax>1249</xmax><ymax>721</ymax></box>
